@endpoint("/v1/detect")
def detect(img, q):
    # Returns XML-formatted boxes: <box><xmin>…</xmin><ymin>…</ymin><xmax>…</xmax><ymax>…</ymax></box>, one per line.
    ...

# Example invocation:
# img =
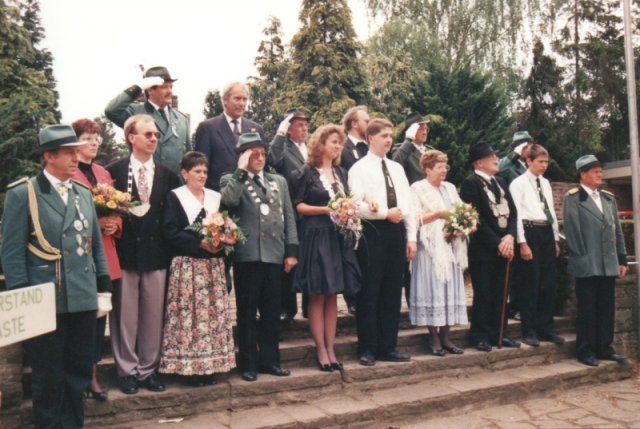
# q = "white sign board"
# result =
<box><xmin>0</xmin><ymin>283</ymin><xmax>56</xmax><ymax>347</ymax></box>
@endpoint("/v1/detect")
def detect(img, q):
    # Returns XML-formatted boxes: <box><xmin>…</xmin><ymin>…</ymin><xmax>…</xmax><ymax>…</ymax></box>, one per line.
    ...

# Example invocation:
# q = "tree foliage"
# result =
<box><xmin>0</xmin><ymin>0</ymin><xmax>60</xmax><ymax>214</ymax></box>
<box><xmin>277</xmin><ymin>0</ymin><xmax>369</xmax><ymax>128</ymax></box>
<box><xmin>202</xmin><ymin>89</ymin><xmax>223</xmax><ymax>120</ymax></box>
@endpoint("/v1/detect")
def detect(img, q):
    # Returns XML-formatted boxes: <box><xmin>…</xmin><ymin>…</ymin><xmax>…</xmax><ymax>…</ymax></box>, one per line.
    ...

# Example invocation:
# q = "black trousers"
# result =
<box><xmin>24</xmin><ymin>310</ymin><xmax>96</xmax><ymax>429</ymax></box>
<box><xmin>233</xmin><ymin>261</ymin><xmax>282</xmax><ymax>371</ymax></box>
<box><xmin>356</xmin><ymin>220</ymin><xmax>406</xmax><ymax>357</ymax></box>
<box><xmin>575</xmin><ymin>276</ymin><xmax>616</xmax><ymax>359</ymax></box>
<box><xmin>518</xmin><ymin>224</ymin><xmax>557</xmax><ymax>337</ymax></box>
<box><xmin>469</xmin><ymin>256</ymin><xmax>509</xmax><ymax>344</ymax></box>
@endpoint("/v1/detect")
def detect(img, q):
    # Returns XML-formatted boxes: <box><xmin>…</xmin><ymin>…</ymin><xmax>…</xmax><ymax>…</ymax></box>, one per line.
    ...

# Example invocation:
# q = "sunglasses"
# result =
<box><xmin>134</xmin><ymin>131</ymin><xmax>161</xmax><ymax>140</ymax></box>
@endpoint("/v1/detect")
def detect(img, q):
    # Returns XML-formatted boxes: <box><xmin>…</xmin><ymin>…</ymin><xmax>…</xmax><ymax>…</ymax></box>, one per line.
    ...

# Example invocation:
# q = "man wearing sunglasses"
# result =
<box><xmin>105</xmin><ymin>66</ymin><xmax>191</xmax><ymax>175</ymax></box>
<box><xmin>106</xmin><ymin>114</ymin><xmax>180</xmax><ymax>395</ymax></box>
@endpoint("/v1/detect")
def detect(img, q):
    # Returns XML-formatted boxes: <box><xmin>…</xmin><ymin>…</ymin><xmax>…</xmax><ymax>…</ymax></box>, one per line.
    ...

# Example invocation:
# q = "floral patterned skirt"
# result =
<box><xmin>159</xmin><ymin>256</ymin><xmax>236</xmax><ymax>375</ymax></box>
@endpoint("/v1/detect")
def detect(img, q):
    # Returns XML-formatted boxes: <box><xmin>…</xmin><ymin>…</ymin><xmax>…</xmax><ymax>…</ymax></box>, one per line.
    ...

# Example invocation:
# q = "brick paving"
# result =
<box><xmin>403</xmin><ymin>370</ymin><xmax>640</xmax><ymax>429</ymax></box>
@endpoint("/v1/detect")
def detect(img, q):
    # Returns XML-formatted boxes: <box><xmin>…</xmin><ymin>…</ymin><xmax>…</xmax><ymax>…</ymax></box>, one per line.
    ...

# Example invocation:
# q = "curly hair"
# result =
<box><xmin>306</xmin><ymin>124</ymin><xmax>346</xmax><ymax>168</ymax></box>
<box><xmin>420</xmin><ymin>149</ymin><xmax>448</xmax><ymax>171</ymax></box>
<box><xmin>71</xmin><ymin>118</ymin><xmax>102</xmax><ymax>138</ymax></box>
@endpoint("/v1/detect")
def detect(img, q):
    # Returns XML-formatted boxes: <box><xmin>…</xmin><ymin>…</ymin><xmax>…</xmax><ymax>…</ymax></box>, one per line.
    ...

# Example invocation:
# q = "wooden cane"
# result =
<box><xmin>497</xmin><ymin>258</ymin><xmax>511</xmax><ymax>349</ymax></box>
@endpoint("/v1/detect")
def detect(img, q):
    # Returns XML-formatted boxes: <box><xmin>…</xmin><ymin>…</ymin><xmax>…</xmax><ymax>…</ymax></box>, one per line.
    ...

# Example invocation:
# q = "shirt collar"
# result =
<box><xmin>223</xmin><ymin>112</ymin><xmax>241</xmax><ymax>127</ymax></box>
<box><xmin>148</xmin><ymin>100</ymin><xmax>167</xmax><ymax>113</ymax></box>
<box><xmin>366</xmin><ymin>152</ymin><xmax>386</xmax><ymax>161</ymax></box>
<box><xmin>248</xmin><ymin>170</ymin><xmax>264</xmax><ymax>181</ymax></box>
<box><xmin>474</xmin><ymin>169</ymin><xmax>493</xmax><ymax>182</ymax></box>
<box><xmin>130</xmin><ymin>154</ymin><xmax>155</xmax><ymax>171</ymax></box>
<box><xmin>581</xmin><ymin>184</ymin><xmax>598</xmax><ymax>195</ymax></box>
<box><xmin>524</xmin><ymin>170</ymin><xmax>540</xmax><ymax>181</ymax></box>
<box><xmin>43</xmin><ymin>169</ymin><xmax>70</xmax><ymax>188</ymax></box>
<box><xmin>348</xmin><ymin>134</ymin><xmax>366</xmax><ymax>144</ymax></box>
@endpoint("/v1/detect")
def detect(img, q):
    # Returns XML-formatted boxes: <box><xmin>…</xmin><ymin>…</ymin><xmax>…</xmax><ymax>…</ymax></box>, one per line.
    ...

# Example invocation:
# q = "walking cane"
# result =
<box><xmin>497</xmin><ymin>258</ymin><xmax>511</xmax><ymax>349</ymax></box>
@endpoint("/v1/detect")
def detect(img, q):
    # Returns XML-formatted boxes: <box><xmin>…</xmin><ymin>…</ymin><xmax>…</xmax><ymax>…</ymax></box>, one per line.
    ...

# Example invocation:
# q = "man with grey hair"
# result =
<box><xmin>195</xmin><ymin>82</ymin><xmax>265</xmax><ymax>191</ymax></box>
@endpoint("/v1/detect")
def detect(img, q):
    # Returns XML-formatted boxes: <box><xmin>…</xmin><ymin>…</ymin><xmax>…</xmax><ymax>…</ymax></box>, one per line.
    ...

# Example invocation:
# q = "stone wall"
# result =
<box><xmin>0</xmin><ymin>344</ymin><xmax>22</xmax><ymax>409</ymax></box>
<box><xmin>613</xmin><ymin>269</ymin><xmax>639</xmax><ymax>359</ymax></box>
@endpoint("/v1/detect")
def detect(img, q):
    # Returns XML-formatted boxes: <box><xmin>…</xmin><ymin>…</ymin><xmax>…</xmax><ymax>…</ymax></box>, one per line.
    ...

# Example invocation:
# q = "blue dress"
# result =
<box><xmin>291</xmin><ymin>164</ymin><xmax>361</xmax><ymax>295</ymax></box>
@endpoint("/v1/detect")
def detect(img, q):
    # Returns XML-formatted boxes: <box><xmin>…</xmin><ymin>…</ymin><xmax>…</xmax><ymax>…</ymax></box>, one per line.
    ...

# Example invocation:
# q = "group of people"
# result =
<box><xmin>0</xmin><ymin>65</ymin><xmax>629</xmax><ymax>429</ymax></box>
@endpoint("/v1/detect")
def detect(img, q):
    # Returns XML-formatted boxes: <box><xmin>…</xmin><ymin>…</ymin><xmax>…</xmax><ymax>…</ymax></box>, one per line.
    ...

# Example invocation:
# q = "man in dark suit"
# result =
<box><xmin>194</xmin><ymin>82</ymin><xmax>265</xmax><ymax>190</ymax></box>
<box><xmin>460</xmin><ymin>141</ymin><xmax>521</xmax><ymax>352</ymax></box>
<box><xmin>105</xmin><ymin>66</ymin><xmax>191</xmax><ymax>175</ymax></box>
<box><xmin>340</xmin><ymin>105</ymin><xmax>370</xmax><ymax>171</ymax></box>
<box><xmin>106</xmin><ymin>114</ymin><xmax>180</xmax><ymax>395</ymax></box>
<box><xmin>220</xmin><ymin>133</ymin><xmax>299</xmax><ymax>382</ymax></box>
<box><xmin>1</xmin><ymin>125</ymin><xmax>111</xmax><ymax>428</ymax></box>
<box><xmin>267</xmin><ymin>109</ymin><xmax>309</xmax><ymax>320</ymax></box>
<box><xmin>392</xmin><ymin>112</ymin><xmax>434</xmax><ymax>184</ymax></box>
<box><xmin>563</xmin><ymin>155</ymin><xmax>628</xmax><ymax>367</ymax></box>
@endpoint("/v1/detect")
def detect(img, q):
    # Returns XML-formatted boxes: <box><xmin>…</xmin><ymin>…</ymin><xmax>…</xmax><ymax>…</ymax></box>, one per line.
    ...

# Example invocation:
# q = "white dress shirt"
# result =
<box><xmin>130</xmin><ymin>155</ymin><xmax>155</xmax><ymax>197</ymax></box>
<box><xmin>348</xmin><ymin>153</ymin><xmax>416</xmax><ymax>240</ymax></box>
<box><xmin>292</xmin><ymin>140</ymin><xmax>308</xmax><ymax>161</ymax></box>
<box><xmin>509</xmin><ymin>170</ymin><xmax>559</xmax><ymax>243</ymax></box>
<box><xmin>44</xmin><ymin>170</ymin><xmax>72</xmax><ymax>205</ymax></box>
<box><xmin>223</xmin><ymin>112</ymin><xmax>241</xmax><ymax>133</ymax></box>
<box><xmin>581</xmin><ymin>184</ymin><xmax>603</xmax><ymax>212</ymax></box>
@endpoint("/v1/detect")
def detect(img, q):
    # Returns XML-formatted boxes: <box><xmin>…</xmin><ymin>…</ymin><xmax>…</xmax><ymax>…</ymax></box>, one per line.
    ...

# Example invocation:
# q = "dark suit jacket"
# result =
<box><xmin>391</xmin><ymin>139</ymin><xmax>433</xmax><ymax>184</ymax></box>
<box><xmin>459</xmin><ymin>173</ymin><xmax>517</xmax><ymax>262</ymax></box>
<box><xmin>340</xmin><ymin>136</ymin><xmax>367</xmax><ymax>171</ymax></box>
<box><xmin>106</xmin><ymin>157</ymin><xmax>180</xmax><ymax>271</ymax></box>
<box><xmin>267</xmin><ymin>134</ymin><xmax>306</xmax><ymax>184</ymax></box>
<box><xmin>194</xmin><ymin>114</ymin><xmax>264</xmax><ymax>191</ymax></box>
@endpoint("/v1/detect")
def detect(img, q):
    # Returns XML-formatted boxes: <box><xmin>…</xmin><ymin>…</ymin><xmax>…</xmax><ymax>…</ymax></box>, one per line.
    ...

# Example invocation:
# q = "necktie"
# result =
<box><xmin>56</xmin><ymin>182</ymin><xmax>70</xmax><ymax>205</ymax></box>
<box><xmin>356</xmin><ymin>142</ymin><xmax>368</xmax><ymax>157</ymax></box>
<box><xmin>591</xmin><ymin>191</ymin><xmax>603</xmax><ymax>212</ymax></box>
<box><xmin>381</xmin><ymin>159</ymin><xmax>397</xmax><ymax>209</ymax></box>
<box><xmin>158</xmin><ymin>108</ymin><xmax>169</xmax><ymax>125</ymax></box>
<box><xmin>231</xmin><ymin>119</ymin><xmax>240</xmax><ymax>142</ymax></box>
<box><xmin>490</xmin><ymin>177</ymin><xmax>501</xmax><ymax>203</ymax></box>
<box><xmin>536</xmin><ymin>177</ymin><xmax>554</xmax><ymax>224</ymax></box>
<box><xmin>138</xmin><ymin>166</ymin><xmax>150</xmax><ymax>203</ymax></box>
<box><xmin>253</xmin><ymin>175</ymin><xmax>267</xmax><ymax>194</ymax></box>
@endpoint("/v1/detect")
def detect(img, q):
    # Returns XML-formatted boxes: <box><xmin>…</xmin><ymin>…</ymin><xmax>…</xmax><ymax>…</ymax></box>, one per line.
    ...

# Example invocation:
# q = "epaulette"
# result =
<box><xmin>7</xmin><ymin>177</ymin><xmax>28</xmax><ymax>189</ymax></box>
<box><xmin>601</xmin><ymin>189</ymin><xmax>615</xmax><ymax>198</ymax></box>
<box><xmin>71</xmin><ymin>179</ymin><xmax>90</xmax><ymax>190</ymax></box>
<box><xmin>173</xmin><ymin>108</ymin><xmax>189</xmax><ymax>120</ymax></box>
<box><xmin>567</xmin><ymin>187</ymin><xmax>579</xmax><ymax>195</ymax></box>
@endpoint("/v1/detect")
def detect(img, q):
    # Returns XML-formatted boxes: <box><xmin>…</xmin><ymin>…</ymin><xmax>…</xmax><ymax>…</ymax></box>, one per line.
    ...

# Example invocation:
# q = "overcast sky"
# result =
<box><xmin>39</xmin><ymin>0</ymin><xmax>374</xmax><ymax>131</ymax></box>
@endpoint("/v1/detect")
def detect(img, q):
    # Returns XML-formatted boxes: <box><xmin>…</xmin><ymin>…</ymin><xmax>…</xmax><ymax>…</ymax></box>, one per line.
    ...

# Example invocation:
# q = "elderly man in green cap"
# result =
<box><xmin>105</xmin><ymin>66</ymin><xmax>191</xmax><ymax>175</ymax></box>
<box><xmin>563</xmin><ymin>154</ymin><xmax>628</xmax><ymax>367</ymax></box>
<box><xmin>392</xmin><ymin>112</ymin><xmax>434</xmax><ymax>185</ymax></box>
<box><xmin>220</xmin><ymin>133</ymin><xmax>298</xmax><ymax>382</ymax></box>
<box><xmin>498</xmin><ymin>131</ymin><xmax>533</xmax><ymax>185</ymax></box>
<box><xmin>1</xmin><ymin>125</ymin><xmax>110</xmax><ymax>428</ymax></box>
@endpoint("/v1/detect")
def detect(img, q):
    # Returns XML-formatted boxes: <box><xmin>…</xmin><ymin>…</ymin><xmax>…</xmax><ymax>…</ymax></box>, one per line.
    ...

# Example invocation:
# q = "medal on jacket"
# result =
<box><xmin>260</xmin><ymin>203</ymin><xmax>270</xmax><ymax>215</ymax></box>
<box><xmin>172</xmin><ymin>123</ymin><xmax>178</xmax><ymax>138</ymax></box>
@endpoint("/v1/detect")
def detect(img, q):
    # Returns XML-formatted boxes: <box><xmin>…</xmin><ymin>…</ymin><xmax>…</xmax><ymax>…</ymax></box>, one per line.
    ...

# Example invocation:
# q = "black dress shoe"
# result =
<box><xmin>280</xmin><ymin>312</ymin><xmax>293</xmax><ymax>322</ymax></box>
<box><xmin>359</xmin><ymin>351</ymin><xmax>375</xmax><ymax>366</ymax></box>
<box><xmin>258</xmin><ymin>365</ymin><xmax>290</xmax><ymax>376</ymax></box>
<box><xmin>140</xmin><ymin>374</ymin><xmax>165</xmax><ymax>392</ymax></box>
<box><xmin>476</xmin><ymin>342</ymin><xmax>492</xmax><ymax>352</ymax></box>
<box><xmin>539</xmin><ymin>333</ymin><xmax>566</xmax><ymax>345</ymax></box>
<box><xmin>522</xmin><ymin>336</ymin><xmax>540</xmax><ymax>347</ymax></box>
<box><xmin>499</xmin><ymin>337</ymin><xmax>521</xmax><ymax>348</ymax></box>
<box><xmin>330</xmin><ymin>361</ymin><xmax>343</xmax><ymax>371</ymax></box>
<box><xmin>578</xmin><ymin>356</ymin><xmax>600</xmax><ymax>367</ymax></box>
<box><xmin>377</xmin><ymin>351</ymin><xmax>411</xmax><ymax>362</ymax></box>
<box><xmin>241</xmin><ymin>371</ymin><xmax>257</xmax><ymax>382</ymax></box>
<box><xmin>443</xmin><ymin>345</ymin><xmax>464</xmax><ymax>355</ymax></box>
<box><xmin>598</xmin><ymin>353</ymin><xmax>626</xmax><ymax>363</ymax></box>
<box><xmin>118</xmin><ymin>376</ymin><xmax>138</xmax><ymax>395</ymax></box>
<box><xmin>316</xmin><ymin>357</ymin><xmax>334</xmax><ymax>372</ymax></box>
<box><xmin>430</xmin><ymin>348</ymin><xmax>446</xmax><ymax>357</ymax></box>
<box><xmin>85</xmin><ymin>388</ymin><xmax>108</xmax><ymax>402</ymax></box>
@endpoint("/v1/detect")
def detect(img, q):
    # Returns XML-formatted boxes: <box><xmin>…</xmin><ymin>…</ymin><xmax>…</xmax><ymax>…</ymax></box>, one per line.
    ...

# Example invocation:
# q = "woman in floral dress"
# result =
<box><xmin>160</xmin><ymin>151</ymin><xmax>235</xmax><ymax>386</ymax></box>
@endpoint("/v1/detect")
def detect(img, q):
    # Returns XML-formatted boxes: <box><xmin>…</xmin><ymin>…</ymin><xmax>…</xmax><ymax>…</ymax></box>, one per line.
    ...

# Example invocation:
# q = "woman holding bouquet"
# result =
<box><xmin>410</xmin><ymin>150</ymin><xmax>468</xmax><ymax>355</ymax></box>
<box><xmin>159</xmin><ymin>151</ymin><xmax>235</xmax><ymax>386</ymax></box>
<box><xmin>71</xmin><ymin>118</ymin><xmax>122</xmax><ymax>401</ymax></box>
<box><xmin>291</xmin><ymin>124</ymin><xmax>361</xmax><ymax>371</ymax></box>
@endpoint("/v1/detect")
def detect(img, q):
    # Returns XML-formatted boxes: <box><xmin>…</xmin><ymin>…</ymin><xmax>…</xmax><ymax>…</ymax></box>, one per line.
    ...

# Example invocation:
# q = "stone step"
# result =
<box><xmin>21</xmin><ymin>315</ymin><xmax>575</xmax><ymax>393</ymax></box>
<box><xmin>92</xmin><ymin>351</ymin><xmax>632</xmax><ymax>429</ymax></box>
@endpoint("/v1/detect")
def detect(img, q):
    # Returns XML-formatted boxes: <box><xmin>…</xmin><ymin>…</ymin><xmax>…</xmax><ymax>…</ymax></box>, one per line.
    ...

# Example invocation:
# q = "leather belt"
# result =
<box><xmin>522</xmin><ymin>219</ymin><xmax>550</xmax><ymax>227</ymax></box>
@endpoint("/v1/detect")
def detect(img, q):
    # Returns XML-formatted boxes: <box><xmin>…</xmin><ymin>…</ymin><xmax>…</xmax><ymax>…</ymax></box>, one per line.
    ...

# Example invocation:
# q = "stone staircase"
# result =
<box><xmin>8</xmin><ymin>306</ymin><xmax>633</xmax><ymax>429</ymax></box>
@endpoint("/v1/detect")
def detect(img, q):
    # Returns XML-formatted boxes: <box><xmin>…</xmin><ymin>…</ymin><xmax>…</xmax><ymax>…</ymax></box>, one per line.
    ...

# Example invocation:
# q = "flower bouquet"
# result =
<box><xmin>186</xmin><ymin>211</ymin><xmax>246</xmax><ymax>255</ymax></box>
<box><xmin>327</xmin><ymin>191</ymin><xmax>362</xmax><ymax>248</ymax></box>
<box><xmin>91</xmin><ymin>183</ymin><xmax>140</xmax><ymax>217</ymax></box>
<box><xmin>443</xmin><ymin>203</ymin><xmax>479</xmax><ymax>242</ymax></box>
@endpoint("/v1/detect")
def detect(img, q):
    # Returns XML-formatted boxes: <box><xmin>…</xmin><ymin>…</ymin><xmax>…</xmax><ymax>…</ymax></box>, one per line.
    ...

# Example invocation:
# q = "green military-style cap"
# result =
<box><xmin>235</xmin><ymin>132</ymin><xmax>265</xmax><ymax>153</ymax></box>
<box><xmin>511</xmin><ymin>131</ymin><xmax>533</xmax><ymax>148</ymax></box>
<box><xmin>36</xmin><ymin>124</ymin><xmax>84</xmax><ymax>154</ymax></box>
<box><xmin>575</xmin><ymin>154</ymin><xmax>601</xmax><ymax>173</ymax></box>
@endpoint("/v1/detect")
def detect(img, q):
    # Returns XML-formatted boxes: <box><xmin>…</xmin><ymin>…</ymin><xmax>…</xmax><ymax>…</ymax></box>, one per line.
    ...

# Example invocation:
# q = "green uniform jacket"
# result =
<box><xmin>498</xmin><ymin>152</ymin><xmax>527</xmax><ymax>185</ymax></box>
<box><xmin>562</xmin><ymin>187</ymin><xmax>627</xmax><ymax>278</ymax></box>
<box><xmin>391</xmin><ymin>139</ymin><xmax>433</xmax><ymax>185</ymax></box>
<box><xmin>220</xmin><ymin>169</ymin><xmax>298</xmax><ymax>264</ymax></box>
<box><xmin>105</xmin><ymin>85</ymin><xmax>191</xmax><ymax>174</ymax></box>
<box><xmin>1</xmin><ymin>174</ymin><xmax>111</xmax><ymax>313</ymax></box>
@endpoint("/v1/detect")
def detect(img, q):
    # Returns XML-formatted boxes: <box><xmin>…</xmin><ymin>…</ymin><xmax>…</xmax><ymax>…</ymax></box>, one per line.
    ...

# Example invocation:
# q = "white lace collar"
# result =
<box><xmin>172</xmin><ymin>185</ymin><xmax>221</xmax><ymax>224</ymax></box>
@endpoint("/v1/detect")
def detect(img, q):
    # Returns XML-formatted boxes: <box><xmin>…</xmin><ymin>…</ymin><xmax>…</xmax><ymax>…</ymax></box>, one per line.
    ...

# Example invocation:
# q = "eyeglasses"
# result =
<box><xmin>80</xmin><ymin>135</ymin><xmax>103</xmax><ymax>145</ymax></box>
<box><xmin>134</xmin><ymin>131</ymin><xmax>161</xmax><ymax>140</ymax></box>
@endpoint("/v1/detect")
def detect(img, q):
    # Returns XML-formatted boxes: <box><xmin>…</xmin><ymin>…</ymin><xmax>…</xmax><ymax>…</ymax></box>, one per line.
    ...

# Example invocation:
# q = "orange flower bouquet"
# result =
<box><xmin>91</xmin><ymin>183</ymin><xmax>139</xmax><ymax>217</ymax></box>
<box><xmin>186</xmin><ymin>211</ymin><xmax>246</xmax><ymax>255</ymax></box>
